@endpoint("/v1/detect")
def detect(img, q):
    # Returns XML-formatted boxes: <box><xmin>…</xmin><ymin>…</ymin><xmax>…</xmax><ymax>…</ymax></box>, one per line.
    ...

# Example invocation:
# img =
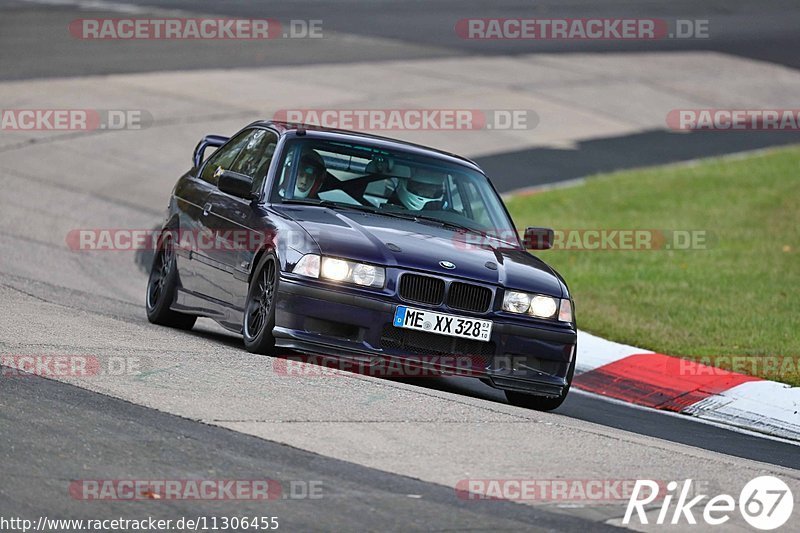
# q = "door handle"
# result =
<box><xmin>203</xmin><ymin>202</ymin><xmax>212</xmax><ymax>216</ymax></box>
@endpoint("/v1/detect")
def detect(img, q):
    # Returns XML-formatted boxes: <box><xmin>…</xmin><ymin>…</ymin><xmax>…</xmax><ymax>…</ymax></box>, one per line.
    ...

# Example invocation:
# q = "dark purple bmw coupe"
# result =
<box><xmin>146</xmin><ymin>121</ymin><xmax>576</xmax><ymax>410</ymax></box>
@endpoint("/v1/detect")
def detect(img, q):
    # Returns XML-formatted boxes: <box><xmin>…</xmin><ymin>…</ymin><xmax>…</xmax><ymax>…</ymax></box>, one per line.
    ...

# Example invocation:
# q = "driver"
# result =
<box><xmin>293</xmin><ymin>148</ymin><xmax>326</xmax><ymax>199</ymax></box>
<box><xmin>394</xmin><ymin>170</ymin><xmax>445</xmax><ymax>210</ymax></box>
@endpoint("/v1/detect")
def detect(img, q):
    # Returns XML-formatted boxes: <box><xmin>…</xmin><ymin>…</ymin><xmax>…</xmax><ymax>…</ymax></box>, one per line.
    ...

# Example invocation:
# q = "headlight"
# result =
<box><xmin>352</xmin><ymin>263</ymin><xmax>379</xmax><ymax>286</ymax></box>
<box><xmin>502</xmin><ymin>290</ymin><xmax>568</xmax><ymax>321</ymax></box>
<box><xmin>321</xmin><ymin>257</ymin><xmax>349</xmax><ymax>281</ymax></box>
<box><xmin>530</xmin><ymin>295</ymin><xmax>557</xmax><ymax>318</ymax></box>
<box><xmin>292</xmin><ymin>254</ymin><xmax>385</xmax><ymax>288</ymax></box>
<box><xmin>502</xmin><ymin>291</ymin><xmax>531</xmax><ymax>314</ymax></box>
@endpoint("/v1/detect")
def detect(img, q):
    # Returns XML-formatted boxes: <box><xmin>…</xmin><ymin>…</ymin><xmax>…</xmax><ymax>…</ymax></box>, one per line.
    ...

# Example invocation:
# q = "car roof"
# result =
<box><xmin>253</xmin><ymin>120</ymin><xmax>485</xmax><ymax>174</ymax></box>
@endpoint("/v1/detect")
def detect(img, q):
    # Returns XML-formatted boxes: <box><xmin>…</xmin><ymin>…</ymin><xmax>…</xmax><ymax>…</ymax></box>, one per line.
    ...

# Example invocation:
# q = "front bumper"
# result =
<box><xmin>274</xmin><ymin>278</ymin><xmax>577</xmax><ymax>397</ymax></box>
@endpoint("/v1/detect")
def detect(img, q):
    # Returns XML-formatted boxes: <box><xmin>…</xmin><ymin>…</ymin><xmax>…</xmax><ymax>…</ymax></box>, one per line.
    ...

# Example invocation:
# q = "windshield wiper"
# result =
<box><xmin>412</xmin><ymin>214</ymin><xmax>485</xmax><ymax>235</ymax></box>
<box><xmin>282</xmin><ymin>198</ymin><xmax>340</xmax><ymax>208</ymax></box>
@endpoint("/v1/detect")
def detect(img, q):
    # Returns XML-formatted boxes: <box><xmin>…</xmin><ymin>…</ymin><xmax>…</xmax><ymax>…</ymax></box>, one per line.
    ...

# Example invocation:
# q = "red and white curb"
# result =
<box><xmin>574</xmin><ymin>331</ymin><xmax>800</xmax><ymax>442</ymax></box>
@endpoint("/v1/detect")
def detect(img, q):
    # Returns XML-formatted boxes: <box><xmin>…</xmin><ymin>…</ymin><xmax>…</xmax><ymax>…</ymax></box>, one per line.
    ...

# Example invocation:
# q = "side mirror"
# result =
<box><xmin>523</xmin><ymin>227</ymin><xmax>554</xmax><ymax>250</ymax></box>
<box><xmin>218</xmin><ymin>170</ymin><xmax>256</xmax><ymax>200</ymax></box>
<box><xmin>192</xmin><ymin>134</ymin><xmax>229</xmax><ymax>169</ymax></box>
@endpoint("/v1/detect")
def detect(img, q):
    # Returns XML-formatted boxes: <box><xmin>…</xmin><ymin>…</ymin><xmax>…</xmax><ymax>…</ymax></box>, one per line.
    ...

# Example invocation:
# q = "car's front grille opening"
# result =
<box><xmin>398</xmin><ymin>274</ymin><xmax>444</xmax><ymax>306</ymax></box>
<box><xmin>447</xmin><ymin>282</ymin><xmax>493</xmax><ymax>313</ymax></box>
<box><xmin>380</xmin><ymin>324</ymin><xmax>494</xmax><ymax>368</ymax></box>
<box><xmin>399</xmin><ymin>274</ymin><xmax>493</xmax><ymax>313</ymax></box>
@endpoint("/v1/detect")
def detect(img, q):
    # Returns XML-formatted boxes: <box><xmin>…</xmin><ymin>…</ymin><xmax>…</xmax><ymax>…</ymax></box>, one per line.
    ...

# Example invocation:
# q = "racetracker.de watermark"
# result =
<box><xmin>455</xmin><ymin>479</ymin><xmax>683</xmax><ymax>502</ymax></box>
<box><xmin>68</xmin><ymin>479</ymin><xmax>323</xmax><ymax>500</ymax></box>
<box><xmin>0</xmin><ymin>109</ymin><xmax>151</xmax><ymax>131</ymax></box>
<box><xmin>455</xmin><ymin>18</ymin><xmax>709</xmax><ymax>40</ymax></box>
<box><xmin>457</xmin><ymin>229</ymin><xmax>714</xmax><ymax>251</ymax></box>
<box><xmin>66</xmin><ymin>228</ymin><xmax>278</xmax><ymax>252</ymax></box>
<box><xmin>274</xmin><ymin>355</ymin><xmax>497</xmax><ymax>378</ymax></box>
<box><xmin>69</xmin><ymin>18</ymin><xmax>322</xmax><ymax>39</ymax></box>
<box><xmin>667</xmin><ymin>109</ymin><xmax>800</xmax><ymax>131</ymax></box>
<box><xmin>273</xmin><ymin>109</ymin><xmax>538</xmax><ymax>131</ymax></box>
<box><xmin>668</xmin><ymin>356</ymin><xmax>800</xmax><ymax>382</ymax></box>
<box><xmin>0</xmin><ymin>355</ymin><xmax>151</xmax><ymax>378</ymax></box>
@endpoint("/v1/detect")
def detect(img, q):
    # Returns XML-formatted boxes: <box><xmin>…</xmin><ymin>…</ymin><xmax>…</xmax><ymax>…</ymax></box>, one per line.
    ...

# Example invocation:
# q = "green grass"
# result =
<box><xmin>506</xmin><ymin>146</ymin><xmax>800</xmax><ymax>385</ymax></box>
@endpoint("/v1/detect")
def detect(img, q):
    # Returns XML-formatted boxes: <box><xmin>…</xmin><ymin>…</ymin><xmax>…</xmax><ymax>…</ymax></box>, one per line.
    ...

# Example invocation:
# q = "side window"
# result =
<box><xmin>228</xmin><ymin>129</ymin><xmax>278</xmax><ymax>194</ymax></box>
<box><xmin>199</xmin><ymin>130</ymin><xmax>253</xmax><ymax>186</ymax></box>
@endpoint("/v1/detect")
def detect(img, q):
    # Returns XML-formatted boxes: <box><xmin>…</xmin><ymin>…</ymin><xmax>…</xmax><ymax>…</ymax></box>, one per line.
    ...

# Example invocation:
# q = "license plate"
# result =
<box><xmin>393</xmin><ymin>306</ymin><xmax>492</xmax><ymax>342</ymax></box>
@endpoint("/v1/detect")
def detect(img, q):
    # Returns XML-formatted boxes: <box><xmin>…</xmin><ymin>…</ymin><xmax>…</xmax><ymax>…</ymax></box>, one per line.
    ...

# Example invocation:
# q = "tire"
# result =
<box><xmin>242</xmin><ymin>252</ymin><xmax>278</xmax><ymax>355</ymax></box>
<box><xmin>504</xmin><ymin>356</ymin><xmax>576</xmax><ymax>411</ymax></box>
<box><xmin>145</xmin><ymin>230</ymin><xmax>197</xmax><ymax>330</ymax></box>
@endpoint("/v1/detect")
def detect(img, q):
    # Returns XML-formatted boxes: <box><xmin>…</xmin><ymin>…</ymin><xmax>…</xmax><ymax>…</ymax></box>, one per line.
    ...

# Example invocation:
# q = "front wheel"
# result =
<box><xmin>146</xmin><ymin>231</ymin><xmax>196</xmax><ymax>330</ymax></box>
<box><xmin>243</xmin><ymin>252</ymin><xmax>278</xmax><ymax>354</ymax></box>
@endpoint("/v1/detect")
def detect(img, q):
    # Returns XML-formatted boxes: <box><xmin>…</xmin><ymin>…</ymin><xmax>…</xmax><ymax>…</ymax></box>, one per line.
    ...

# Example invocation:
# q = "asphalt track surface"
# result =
<box><xmin>0</xmin><ymin>370</ymin><xmax>617</xmax><ymax>532</ymax></box>
<box><xmin>2</xmin><ymin>1</ymin><xmax>800</xmax><ymax>531</ymax></box>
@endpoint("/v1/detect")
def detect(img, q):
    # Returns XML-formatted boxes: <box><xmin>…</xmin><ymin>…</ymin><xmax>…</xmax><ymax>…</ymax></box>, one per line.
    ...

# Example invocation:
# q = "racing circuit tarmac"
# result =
<box><xmin>1</xmin><ymin>1</ymin><xmax>800</xmax><ymax>531</ymax></box>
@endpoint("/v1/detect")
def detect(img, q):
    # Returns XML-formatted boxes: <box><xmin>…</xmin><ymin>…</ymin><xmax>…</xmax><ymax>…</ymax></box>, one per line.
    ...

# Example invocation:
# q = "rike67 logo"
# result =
<box><xmin>624</xmin><ymin>476</ymin><xmax>794</xmax><ymax>530</ymax></box>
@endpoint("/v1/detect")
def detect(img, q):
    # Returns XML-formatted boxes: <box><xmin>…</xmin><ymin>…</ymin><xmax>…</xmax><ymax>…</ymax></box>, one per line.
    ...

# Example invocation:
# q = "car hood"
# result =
<box><xmin>276</xmin><ymin>206</ymin><xmax>565</xmax><ymax>297</ymax></box>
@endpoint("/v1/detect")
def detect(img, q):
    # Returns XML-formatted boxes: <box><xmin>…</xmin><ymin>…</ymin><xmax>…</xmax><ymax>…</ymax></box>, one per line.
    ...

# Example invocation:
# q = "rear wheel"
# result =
<box><xmin>243</xmin><ymin>252</ymin><xmax>278</xmax><ymax>354</ymax></box>
<box><xmin>146</xmin><ymin>231</ymin><xmax>196</xmax><ymax>330</ymax></box>
<box><xmin>504</xmin><ymin>357</ymin><xmax>576</xmax><ymax>411</ymax></box>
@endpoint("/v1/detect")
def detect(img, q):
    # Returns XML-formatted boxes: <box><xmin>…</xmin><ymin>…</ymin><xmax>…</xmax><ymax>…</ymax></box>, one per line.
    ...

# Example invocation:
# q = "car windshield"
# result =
<box><xmin>272</xmin><ymin>138</ymin><xmax>518</xmax><ymax>242</ymax></box>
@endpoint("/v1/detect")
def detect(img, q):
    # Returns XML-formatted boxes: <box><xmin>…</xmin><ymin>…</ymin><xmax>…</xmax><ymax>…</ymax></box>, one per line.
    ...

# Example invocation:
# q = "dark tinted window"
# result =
<box><xmin>228</xmin><ymin>129</ymin><xmax>278</xmax><ymax>194</ymax></box>
<box><xmin>199</xmin><ymin>130</ymin><xmax>252</xmax><ymax>186</ymax></box>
